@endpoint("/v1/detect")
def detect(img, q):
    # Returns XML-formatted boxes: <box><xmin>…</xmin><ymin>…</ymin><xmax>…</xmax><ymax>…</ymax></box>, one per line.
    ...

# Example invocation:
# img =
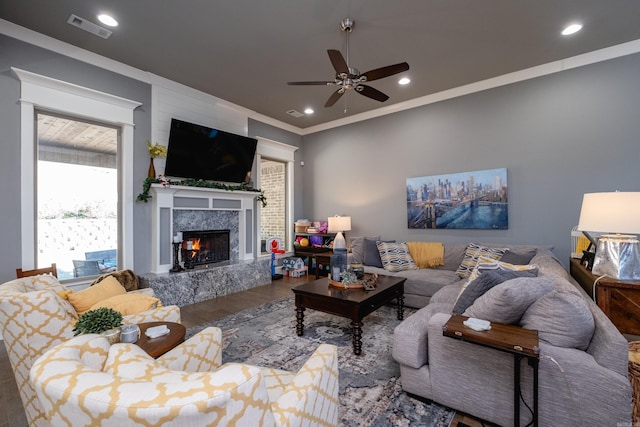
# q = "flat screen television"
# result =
<box><xmin>164</xmin><ymin>118</ymin><xmax>257</xmax><ymax>184</ymax></box>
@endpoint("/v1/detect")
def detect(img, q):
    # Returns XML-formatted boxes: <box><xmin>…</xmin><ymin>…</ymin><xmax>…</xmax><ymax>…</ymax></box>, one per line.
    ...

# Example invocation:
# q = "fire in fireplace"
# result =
<box><xmin>181</xmin><ymin>230</ymin><xmax>230</xmax><ymax>269</ymax></box>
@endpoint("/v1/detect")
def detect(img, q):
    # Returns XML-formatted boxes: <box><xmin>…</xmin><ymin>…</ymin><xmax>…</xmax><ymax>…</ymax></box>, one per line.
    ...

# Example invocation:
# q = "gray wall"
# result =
<box><xmin>300</xmin><ymin>52</ymin><xmax>640</xmax><ymax>265</ymax></box>
<box><xmin>0</xmin><ymin>34</ymin><xmax>152</xmax><ymax>283</ymax></box>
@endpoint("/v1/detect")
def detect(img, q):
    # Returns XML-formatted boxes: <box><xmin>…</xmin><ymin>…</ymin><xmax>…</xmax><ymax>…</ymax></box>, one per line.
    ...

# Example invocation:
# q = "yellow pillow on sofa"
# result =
<box><xmin>89</xmin><ymin>294</ymin><xmax>162</xmax><ymax>316</ymax></box>
<box><xmin>66</xmin><ymin>276</ymin><xmax>126</xmax><ymax>315</ymax></box>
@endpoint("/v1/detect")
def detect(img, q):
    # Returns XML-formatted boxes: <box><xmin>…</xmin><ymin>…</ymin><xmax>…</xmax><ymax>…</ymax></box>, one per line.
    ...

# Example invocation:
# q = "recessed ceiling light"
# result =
<box><xmin>399</xmin><ymin>77</ymin><xmax>411</xmax><ymax>85</ymax></box>
<box><xmin>97</xmin><ymin>14</ymin><xmax>118</xmax><ymax>27</ymax></box>
<box><xmin>304</xmin><ymin>108</ymin><xmax>314</xmax><ymax>115</ymax></box>
<box><xmin>562</xmin><ymin>23</ymin><xmax>582</xmax><ymax>36</ymax></box>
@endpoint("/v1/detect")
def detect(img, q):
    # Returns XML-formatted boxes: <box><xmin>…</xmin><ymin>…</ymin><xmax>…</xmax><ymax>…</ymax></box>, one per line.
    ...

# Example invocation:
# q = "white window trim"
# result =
<box><xmin>12</xmin><ymin>67</ymin><xmax>141</xmax><ymax>272</ymax></box>
<box><xmin>255</xmin><ymin>137</ymin><xmax>298</xmax><ymax>253</ymax></box>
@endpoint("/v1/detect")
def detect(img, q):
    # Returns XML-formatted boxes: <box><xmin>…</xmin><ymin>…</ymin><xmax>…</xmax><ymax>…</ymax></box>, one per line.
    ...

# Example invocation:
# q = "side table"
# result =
<box><xmin>443</xmin><ymin>315</ymin><xmax>540</xmax><ymax>427</ymax></box>
<box><xmin>569</xmin><ymin>258</ymin><xmax>640</xmax><ymax>335</ymax></box>
<box><xmin>135</xmin><ymin>322</ymin><xmax>186</xmax><ymax>358</ymax></box>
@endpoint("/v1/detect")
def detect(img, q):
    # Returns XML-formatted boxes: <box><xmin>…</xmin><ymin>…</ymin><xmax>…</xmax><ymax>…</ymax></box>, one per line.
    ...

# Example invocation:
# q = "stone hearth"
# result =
<box><xmin>140</xmin><ymin>257</ymin><xmax>271</xmax><ymax>306</ymax></box>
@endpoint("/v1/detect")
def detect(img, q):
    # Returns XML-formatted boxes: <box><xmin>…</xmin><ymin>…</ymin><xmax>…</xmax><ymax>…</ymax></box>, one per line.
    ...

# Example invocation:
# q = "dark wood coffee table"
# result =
<box><xmin>136</xmin><ymin>322</ymin><xmax>186</xmax><ymax>358</ymax></box>
<box><xmin>292</xmin><ymin>275</ymin><xmax>405</xmax><ymax>355</ymax></box>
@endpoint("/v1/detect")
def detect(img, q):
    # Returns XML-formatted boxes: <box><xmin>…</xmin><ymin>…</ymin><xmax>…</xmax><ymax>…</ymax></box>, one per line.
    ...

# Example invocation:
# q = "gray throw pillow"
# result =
<box><xmin>463</xmin><ymin>276</ymin><xmax>555</xmax><ymax>324</ymax></box>
<box><xmin>349</xmin><ymin>236</ymin><xmax>379</xmax><ymax>265</ymax></box>
<box><xmin>520</xmin><ymin>289</ymin><xmax>595</xmax><ymax>350</ymax></box>
<box><xmin>452</xmin><ymin>269</ymin><xmax>538</xmax><ymax>315</ymax></box>
<box><xmin>500</xmin><ymin>249</ymin><xmax>537</xmax><ymax>265</ymax></box>
<box><xmin>363</xmin><ymin>238</ymin><xmax>394</xmax><ymax>268</ymax></box>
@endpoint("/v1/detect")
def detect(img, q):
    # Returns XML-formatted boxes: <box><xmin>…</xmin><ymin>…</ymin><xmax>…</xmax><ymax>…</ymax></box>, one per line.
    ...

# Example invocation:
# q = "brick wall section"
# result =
<box><xmin>260</xmin><ymin>160</ymin><xmax>286</xmax><ymax>244</ymax></box>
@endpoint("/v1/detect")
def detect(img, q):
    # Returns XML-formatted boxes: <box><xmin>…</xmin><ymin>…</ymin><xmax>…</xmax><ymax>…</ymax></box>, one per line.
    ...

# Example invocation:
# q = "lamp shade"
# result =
<box><xmin>327</xmin><ymin>216</ymin><xmax>351</xmax><ymax>233</ymax></box>
<box><xmin>577</xmin><ymin>192</ymin><xmax>640</xmax><ymax>235</ymax></box>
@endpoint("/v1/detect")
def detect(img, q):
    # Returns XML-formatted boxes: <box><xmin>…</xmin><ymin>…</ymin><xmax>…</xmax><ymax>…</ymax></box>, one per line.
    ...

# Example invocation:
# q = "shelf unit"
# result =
<box><xmin>293</xmin><ymin>232</ymin><xmax>335</xmax><ymax>277</ymax></box>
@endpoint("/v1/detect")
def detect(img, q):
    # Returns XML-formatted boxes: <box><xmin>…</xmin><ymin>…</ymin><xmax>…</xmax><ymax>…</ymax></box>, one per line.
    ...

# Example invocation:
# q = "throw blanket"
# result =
<box><xmin>407</xmin><ymin>242</ymin><xmax>445</xmax><ymax>268</ymax></box>
<box><xmin>91</xmin><ymin>269</ymin><xmax>139</xmax><ymax>292</ymax></box>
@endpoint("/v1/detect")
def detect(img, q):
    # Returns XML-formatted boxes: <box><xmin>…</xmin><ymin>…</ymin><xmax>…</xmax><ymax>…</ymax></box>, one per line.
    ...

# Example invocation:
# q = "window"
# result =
<box><xmin>37</xmin><ymin>112</ymin><xmax>119</xmax><ymax>279</ymax></box>
<box><xmin>254</xmin><ymin>137</ymin><xmax>297</xmax><ymax>255</ymax></box>
<box><xmin>13</xmin><ymin>67</ymin><xmax>140</xmax><ymax>278</ymax></box>
<box><xmin>260</xmin><ymin>158</ymin><xmax>286</xmax><ymax>252</ymax></box>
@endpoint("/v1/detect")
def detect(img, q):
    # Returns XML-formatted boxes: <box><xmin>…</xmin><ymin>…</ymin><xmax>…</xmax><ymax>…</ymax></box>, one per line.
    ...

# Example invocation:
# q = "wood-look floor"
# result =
<box><xmin>0</xmin><ymin>276</ymin><xmax>490</xmax><ymax>427</ymax></box>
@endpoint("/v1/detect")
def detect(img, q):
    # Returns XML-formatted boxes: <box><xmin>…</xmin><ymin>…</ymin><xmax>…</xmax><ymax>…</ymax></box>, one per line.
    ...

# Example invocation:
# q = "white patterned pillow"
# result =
<box><xmin>376</xmin><ymin>242</ymin><xmax>418</xmax><ymax>272</ymax></box>
<box><xmin>455</xmin><ymin>243</ymin><xmax>507</xmax><ymax>278</ymax></box>
<box><xmin>466</xmin><ymin>256</ymin><xmax>539</xmax><ymax>284</ymax></box>
<box><xmin>455</xmin><ymin>255</ymin><xmax>538</xmax><ymax>302</ymax></box>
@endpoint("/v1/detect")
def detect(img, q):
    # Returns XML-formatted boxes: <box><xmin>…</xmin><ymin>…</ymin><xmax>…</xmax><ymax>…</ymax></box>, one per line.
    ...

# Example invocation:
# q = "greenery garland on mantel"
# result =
<box><xmin>136</xmin><ymin>177</ymin><xmax>267</xmax><ymax>207</ymax></box>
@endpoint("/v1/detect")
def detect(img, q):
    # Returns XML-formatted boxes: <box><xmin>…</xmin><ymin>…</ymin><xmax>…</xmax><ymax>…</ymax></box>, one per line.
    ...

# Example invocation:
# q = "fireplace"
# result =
<box><xmin>181</xmin><ymin>230</ymin><xmax>230</xmax><ymax>269</ymax></box>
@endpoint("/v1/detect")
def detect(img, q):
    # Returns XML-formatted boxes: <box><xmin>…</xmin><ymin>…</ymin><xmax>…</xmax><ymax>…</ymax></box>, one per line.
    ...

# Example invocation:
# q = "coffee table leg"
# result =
<box><xmin>397</xmin><ymin>295</ymin><xmax>405</xmax><ymax>320</ymax></box>
<box><xmin>296</xmin><ymin>307</ymin><xmax>305</xmax><ymax>336</ymax></box>
<box><xmin>351</xmin><ymin>321</ymin><xmax>363</xmax><ymax>355</ymax></box>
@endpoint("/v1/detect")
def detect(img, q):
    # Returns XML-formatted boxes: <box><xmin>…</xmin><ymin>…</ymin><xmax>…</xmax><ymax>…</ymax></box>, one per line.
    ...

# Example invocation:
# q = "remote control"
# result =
<box><xmin>463</xmin><ymin>317</ymin><xmax>491</xmax><ymax>331</ymax></box>
<box><xmin>145</xmin><ymin>325</ymin><xmax>170</xmax><ymax>338</ymax></box>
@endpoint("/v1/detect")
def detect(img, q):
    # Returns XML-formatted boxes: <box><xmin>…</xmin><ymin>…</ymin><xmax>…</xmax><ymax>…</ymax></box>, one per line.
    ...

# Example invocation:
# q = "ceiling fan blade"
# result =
<box><xmin>357</xmin><ymin>85</ymin><xmax>389</xmax><ymax>102</ymax></box>
<box><xmin>362</xmin><ymin>62</ymin><xmax>410</xmax><ymax>82</ymax></box>
<box><xmin>287</xmin><ymin>81</ymin><xmax>334</xmax><ymax>86</ymax></box>
<box><xmin>325</xmin><ymin>89</ymin><xmax>344</xmax><ymax>107</ymax></box>
<box><xmin>328</xmin><ymin>49</ymin><xmax>348</xmax><ymax>75</ymax></box>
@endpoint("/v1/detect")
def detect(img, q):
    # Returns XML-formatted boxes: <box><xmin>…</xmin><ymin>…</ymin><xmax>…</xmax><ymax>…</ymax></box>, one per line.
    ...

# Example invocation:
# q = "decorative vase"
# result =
<box><xmin>148</xmin><ymin>158</ymin><xmax>156</xmax><ymax>178</ymax></box>
<box><xmin>101</xmin><ymin>327</ymin><xmax>121</xmax><ymax>345</ymax></box>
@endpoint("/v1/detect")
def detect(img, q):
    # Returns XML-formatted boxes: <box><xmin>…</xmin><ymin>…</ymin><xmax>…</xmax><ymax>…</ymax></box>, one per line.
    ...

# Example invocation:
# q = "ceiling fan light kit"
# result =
<box><xmin>288</xmin><ymin>18</ymin><xmax>409</xmax><ymax>108</ymax></box>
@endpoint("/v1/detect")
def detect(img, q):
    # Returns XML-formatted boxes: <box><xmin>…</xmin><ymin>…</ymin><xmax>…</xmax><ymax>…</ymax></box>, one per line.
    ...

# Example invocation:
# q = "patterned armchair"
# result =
<box><xmin>0</xmin><ymin>274</ymin><xmax>181</xmax><ymax>427</ymax></box>
<box><xmin>30</xmin><ymin>331</ymin><xmax>339</xmax><ymax>427</ymax></box>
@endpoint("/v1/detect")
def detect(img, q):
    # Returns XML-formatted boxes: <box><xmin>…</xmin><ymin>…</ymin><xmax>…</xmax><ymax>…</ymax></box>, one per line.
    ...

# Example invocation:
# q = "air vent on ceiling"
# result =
<box><xmin>286</xmin><ymin>109</ymin><xmax>305</xmax><ymax>118</ymax></box>
<box><xmin>67</xmin><ymin>14</ymin><xmax>112</xmax><ymax>39</ymax></box>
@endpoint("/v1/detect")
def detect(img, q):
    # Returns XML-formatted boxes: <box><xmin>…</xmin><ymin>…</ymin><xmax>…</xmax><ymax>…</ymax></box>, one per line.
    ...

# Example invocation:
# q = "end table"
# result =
<box><xmin>443</xmin><ymin>315</ymin><xmax>539</xmax><ymax>427</ymax></box>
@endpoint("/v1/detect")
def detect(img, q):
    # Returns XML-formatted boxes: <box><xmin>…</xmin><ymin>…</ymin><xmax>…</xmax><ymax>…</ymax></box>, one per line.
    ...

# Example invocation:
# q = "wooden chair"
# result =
<box><xmin>16</xmin><ymin>263</ymin><xmax>57</xmax><ymax>278</ymax></box>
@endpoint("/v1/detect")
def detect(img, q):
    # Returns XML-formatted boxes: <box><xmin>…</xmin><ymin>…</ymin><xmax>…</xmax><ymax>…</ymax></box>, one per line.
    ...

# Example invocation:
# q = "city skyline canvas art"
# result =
<box><xmin>406</xmin><ymin>168</ymin><xmax>508</xmax><ymax>229</ymax></box>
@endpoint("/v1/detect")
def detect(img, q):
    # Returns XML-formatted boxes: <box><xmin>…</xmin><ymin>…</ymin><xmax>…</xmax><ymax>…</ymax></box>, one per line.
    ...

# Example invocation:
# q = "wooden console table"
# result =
<box><xmin>570</xmin><ymin>258</ymin><xmax>640</xmax><ymax>335</ymax></box>
<box><xmin>443</xmin><ymin>315</ymin><xmax>539</xmax><ymax>427</ymax></box>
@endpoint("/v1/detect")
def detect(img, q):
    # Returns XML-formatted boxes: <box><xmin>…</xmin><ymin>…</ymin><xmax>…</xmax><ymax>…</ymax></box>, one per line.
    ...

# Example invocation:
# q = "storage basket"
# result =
<box><xmin>295</xmin><ymin>221</ymin><xmax>311</xmax><ymax>233</ymax></box>
<box><xmin>628</xmin><ymin>341</ymin><xmax>640</xmax><ymax>423</ymax></box>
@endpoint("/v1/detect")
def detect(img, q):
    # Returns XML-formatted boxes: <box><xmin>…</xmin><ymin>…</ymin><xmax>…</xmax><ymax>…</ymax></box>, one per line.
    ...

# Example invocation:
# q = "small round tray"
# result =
<box><xmin>328</xmin><ymin>273</ymin><xmax>378</xmax><ymax>290</ymax></box>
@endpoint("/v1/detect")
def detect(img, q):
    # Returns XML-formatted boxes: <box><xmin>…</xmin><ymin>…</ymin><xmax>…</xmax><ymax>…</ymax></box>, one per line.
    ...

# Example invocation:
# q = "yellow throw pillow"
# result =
<box><xmin>89</xmin><ymin>294</ymin><xmax>162</xmax><ymax>316</ymax></box>
<box><xmin>66</xmin><ymin>276</ymin><xmax>127</xmax><ymax>315</ymax></box>
<box><xmin>406</xmin><ymin>242</ymin><xmax>445</xmax><ymax>269</ymax></box>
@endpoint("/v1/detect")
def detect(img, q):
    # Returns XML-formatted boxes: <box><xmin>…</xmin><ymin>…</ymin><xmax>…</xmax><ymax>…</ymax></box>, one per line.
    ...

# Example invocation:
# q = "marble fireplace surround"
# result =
<box><xmin>141</xmin><ymin>184</ymin><xmax>271</xmax><ymax>306</ymax></box>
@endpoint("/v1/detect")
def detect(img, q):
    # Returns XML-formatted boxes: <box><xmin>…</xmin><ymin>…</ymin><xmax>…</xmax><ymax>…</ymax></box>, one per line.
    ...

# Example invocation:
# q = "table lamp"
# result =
<box><xmin>577</xmin><ymin>192</ymin><xmax>640</xmax><ymax>280</ymax></box>
<box><xmin>328</xmin><ymin>215</ymin><xmax>351</xmax><ymax>282</ymax></box>
<box><xmin>328</xmin><ymin>215</ymin><xmax>351</xmax><ymax>251</ymax></box>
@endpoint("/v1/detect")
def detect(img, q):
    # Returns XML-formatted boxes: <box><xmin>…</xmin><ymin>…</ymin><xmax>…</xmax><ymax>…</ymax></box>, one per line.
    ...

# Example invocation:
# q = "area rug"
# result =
<box><xmin>187</xmin><ymin>296</ymin><xmax>455</xmax><ymax>426</ymax></box>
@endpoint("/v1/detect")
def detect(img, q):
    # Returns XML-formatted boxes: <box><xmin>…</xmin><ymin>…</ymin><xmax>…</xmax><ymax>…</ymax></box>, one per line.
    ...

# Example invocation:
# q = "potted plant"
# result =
<box><xmin>73</xmin><ymin>307</ymin><xmax>124</xmax><ymax>344</ymax></box>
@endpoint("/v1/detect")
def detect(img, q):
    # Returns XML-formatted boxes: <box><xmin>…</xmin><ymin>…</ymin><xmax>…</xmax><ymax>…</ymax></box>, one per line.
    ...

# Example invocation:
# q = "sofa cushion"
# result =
<box><xmin>455</xmin><ymin>243</ymin><xmax>507</xmax><ymax>278</ymax></box>
<box><xmin>452</xmin><ymin>269</ymin><xmax>538</xmax><ymax>315</ymax></box>
<box><xmin>406</xmin><ymin>242</ymin><xmax>445</xmax><ymax>268</ymax></box>
<box><xmin>349</xmin><ymin>236</ymin><xmax>379</xmax><ymax>265</ymax></box>
<box><xmin>500</xmin><ymin>249</ymin><xmax>537</xmax><ymax>265</ymax></box>
<box><xmin>430</xmin><ymin>283</ymin><xmax>465</xmax><ymax>304</ymax></box>
<box><xmin>520</xmin><ymin>288</ymin><xmax>595</xmax><ymax>350</ymax></box>
<box><xmin>463</xmin><ymin>276</ymin><xmax>555</xmax><ymax>324</ymax></box>
<box><xmin>376</xmin><ymin>242</ymin><xmax>418</xmax><ymax>272</ymax></box>
<box><xmin>90</xmin><ymin>294</ymin><xmax>162</xmax><ymax>316</ymax></box>
<box><xmin>364</xmin><ymin>238</ymin><xmax>394</xmax><ymax>267</ymax></box>
<box><xmin>65</xmin><ymin>276</ymin><xmax>127</xmax><ymax>315</ymax></box>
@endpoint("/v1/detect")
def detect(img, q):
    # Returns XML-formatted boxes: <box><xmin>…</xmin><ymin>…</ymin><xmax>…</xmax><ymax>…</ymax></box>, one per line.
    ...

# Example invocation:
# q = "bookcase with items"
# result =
<box><xmin>293</xmin><ymin>232</ymin><xmax>336</xmax><ymax>278</ymax></box>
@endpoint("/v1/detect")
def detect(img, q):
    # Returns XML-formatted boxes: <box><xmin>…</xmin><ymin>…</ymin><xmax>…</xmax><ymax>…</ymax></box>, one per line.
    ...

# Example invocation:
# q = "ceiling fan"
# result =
<box><xmin>287</xmin><ymin>18</ymin><xmax>410</xmax><ymax>108</ymax></box>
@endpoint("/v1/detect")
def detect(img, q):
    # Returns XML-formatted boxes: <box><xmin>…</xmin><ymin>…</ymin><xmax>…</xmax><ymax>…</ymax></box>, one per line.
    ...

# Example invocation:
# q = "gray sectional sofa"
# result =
<box><xmin>391</xmin><ymin>243</ymin><xmax>631</xmax><ymax>426</ymax></box>
<box><xmin>352</xmin><ymin>238</ymin><xmax>548</xmax><ymax>308</ymax></box>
